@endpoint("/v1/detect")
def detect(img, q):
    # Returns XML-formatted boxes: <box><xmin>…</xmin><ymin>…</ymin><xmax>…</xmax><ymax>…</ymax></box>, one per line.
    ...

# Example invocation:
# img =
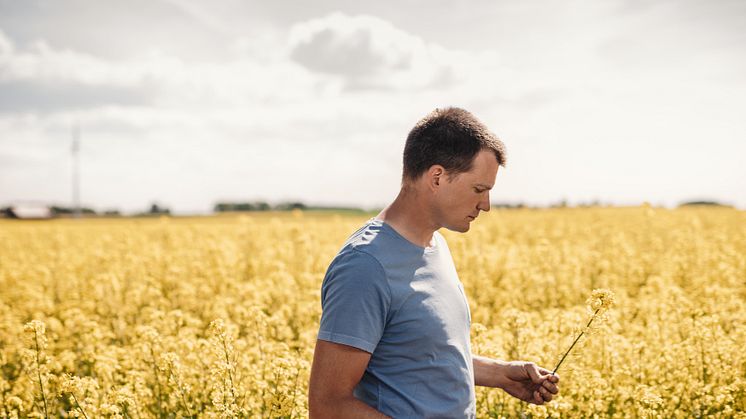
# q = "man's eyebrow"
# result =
<box><xmin>475</xmin><ymin>183</ymin><xmax>493</xmax><ymax>190</ymax></box>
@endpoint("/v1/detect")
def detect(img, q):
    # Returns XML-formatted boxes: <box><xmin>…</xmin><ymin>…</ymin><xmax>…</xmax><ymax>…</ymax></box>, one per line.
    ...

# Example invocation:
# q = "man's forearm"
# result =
<box><xmin>473</xmin><ymin>354</ymin><xmax>508</xmax><ymax>388</ymax></box>
<box><xmin>310</xmin><ymin>396</ymin><xmax>391</xmax><ymax>419</ymax></box>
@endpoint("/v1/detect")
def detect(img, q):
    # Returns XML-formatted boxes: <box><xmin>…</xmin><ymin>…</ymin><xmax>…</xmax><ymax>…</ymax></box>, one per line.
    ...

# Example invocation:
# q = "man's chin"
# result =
<box><xmin>444</xmin><ymin>223</ymin><xmax>470</xmax><ymax>233</ymax></box>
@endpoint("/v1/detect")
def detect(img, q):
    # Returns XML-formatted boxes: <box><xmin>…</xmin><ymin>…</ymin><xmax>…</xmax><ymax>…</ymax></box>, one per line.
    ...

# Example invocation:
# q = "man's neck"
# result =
<box><xmin>375</xmin><ymin>188</ymin><xmax>439</xmax><ymax>248</ymax></box>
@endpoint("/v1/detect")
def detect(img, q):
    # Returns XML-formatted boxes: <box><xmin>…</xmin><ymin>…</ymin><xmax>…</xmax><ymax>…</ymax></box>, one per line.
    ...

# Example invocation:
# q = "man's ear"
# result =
<box><xmin>427</xmin><ymin>165</ymin><xmax>444</xmax><ymax>190</ymax></box>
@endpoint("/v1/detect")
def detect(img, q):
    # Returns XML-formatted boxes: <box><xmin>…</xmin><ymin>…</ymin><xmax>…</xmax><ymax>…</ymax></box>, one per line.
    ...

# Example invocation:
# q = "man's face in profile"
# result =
<box><xmin>436</xmin><ymin>149</ymin><xmax>499</xmax><ymax>233</ymax></box>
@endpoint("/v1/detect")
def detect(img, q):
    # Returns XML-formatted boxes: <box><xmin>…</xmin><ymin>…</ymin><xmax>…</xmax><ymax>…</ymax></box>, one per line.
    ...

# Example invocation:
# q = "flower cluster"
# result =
<box><xmin>587</xmin><ymin>288</ymin><xmax>616</xmax><ymax>313</ymax></box>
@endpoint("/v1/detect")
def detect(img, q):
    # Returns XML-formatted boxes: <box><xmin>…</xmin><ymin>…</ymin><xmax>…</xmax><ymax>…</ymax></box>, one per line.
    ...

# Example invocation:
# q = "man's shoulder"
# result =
<box><xmin>327</xmin><ymin>247</ymin><xmax>385</xmax><ymax>282</ymax></box>
<box><xmin>325</xmin><ymin>219</ymin><xmax>409</xmax><ymax>282</ymax></box>
<box><xmin>337</xmin><ymin>219</ymin><xmax>396</xmax><ymax>259</ymax></box>
<box><xmin>322</xmin><ymin>240</ymin><xmax>391</xmax><ymax>301</ymax></box>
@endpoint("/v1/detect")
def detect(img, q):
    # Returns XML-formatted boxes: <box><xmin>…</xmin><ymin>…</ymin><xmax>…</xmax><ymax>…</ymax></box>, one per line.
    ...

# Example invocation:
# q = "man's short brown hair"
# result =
<box><xmin>402</xmin><ymin>107</ymin><xmax>507</xmax><ymax>183</ymax></box>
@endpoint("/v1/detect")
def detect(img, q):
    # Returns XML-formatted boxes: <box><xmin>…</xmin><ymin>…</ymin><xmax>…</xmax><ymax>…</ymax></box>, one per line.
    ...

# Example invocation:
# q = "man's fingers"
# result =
<box><xmin>525</xmin><ymin>362</ymin><xmax>559</xmax><ymax>403</ymax></box>
<box><xmin>538</xmin><ymin>368</ymin><xmax>560</xmax><ymax>383</ymax></box>
<box><xmin>533</xmin><ymin>390</ymin><xmax>544</xmax><ymax>404</ymax></box>
<box><xmin>539</xmin><ymin>386</ymin><xmax>553</xmax><ymax>402</ymax></box>
<box><xmin>542</xmin><ymin>380</ymin><xmax>559</xmax><ymax>394</ymax></box>
<box><xmin>540</xmin><ymin>368</ymin><xmax>559</xmax><ymax>383</ymax></box>
<box><xmin>524</xmin><ymin>363</ymin><xmax>544</xmax><ymax>384</ymax></box>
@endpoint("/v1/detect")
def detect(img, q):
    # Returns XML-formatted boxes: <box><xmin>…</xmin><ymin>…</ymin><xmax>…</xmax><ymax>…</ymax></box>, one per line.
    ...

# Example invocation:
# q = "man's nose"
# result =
<box><xmin>478</xmin><ymin>192</ymin><xmax>491</xmax><ymax>212</ymax></box>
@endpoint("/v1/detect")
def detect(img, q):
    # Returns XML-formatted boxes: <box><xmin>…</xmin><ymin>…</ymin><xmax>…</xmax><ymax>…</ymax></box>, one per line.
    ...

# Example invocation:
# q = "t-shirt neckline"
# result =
<box><xmin>368</xmin><ymin>217</ymin><xmax>438</xmax><ymax>253</ymax></box>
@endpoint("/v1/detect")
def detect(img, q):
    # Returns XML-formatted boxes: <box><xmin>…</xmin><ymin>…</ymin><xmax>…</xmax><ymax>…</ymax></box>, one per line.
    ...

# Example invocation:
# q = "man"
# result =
<box><xmin>309</xmin><ymin>107</ymin><xmax>560</xmax><ymax>418</ymax></box>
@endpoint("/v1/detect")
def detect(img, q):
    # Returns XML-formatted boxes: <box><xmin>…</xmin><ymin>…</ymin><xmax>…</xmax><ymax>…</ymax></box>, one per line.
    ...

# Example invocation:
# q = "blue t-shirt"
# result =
<box><xmin>317</xmin><ymin>218</ymin><xmax>475</xmax><ymax>418</ymax></box>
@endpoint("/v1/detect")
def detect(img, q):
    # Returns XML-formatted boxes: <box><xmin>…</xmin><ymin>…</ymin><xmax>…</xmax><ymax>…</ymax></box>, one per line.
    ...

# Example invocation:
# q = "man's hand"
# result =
<box><xmin>496</xmin><ymin>361</ymin><xmax>560</xmax><ymax>405</ymax></box>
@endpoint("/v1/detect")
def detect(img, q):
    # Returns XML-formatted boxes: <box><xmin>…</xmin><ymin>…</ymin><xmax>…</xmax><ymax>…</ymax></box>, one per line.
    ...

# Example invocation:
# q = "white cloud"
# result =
<box><xmin>0</xmin><ymin>28</ymin><xmax>324</xmax><ymax>116</ymax></box>
<box><xmin>0</xmin><ymin>36</ymin><xmax>134</xmax><ymax>86</ymax></box>
<box><xmin>288</xmin><ymin>12</ymin><xmax>472</xmax><ymax>91</ymax></box>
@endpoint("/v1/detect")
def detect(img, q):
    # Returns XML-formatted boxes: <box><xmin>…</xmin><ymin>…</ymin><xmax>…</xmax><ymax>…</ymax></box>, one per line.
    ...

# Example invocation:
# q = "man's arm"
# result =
<box><xmin>309</xmin><ymin>339</ymin><xmax>391</xmax><ymax>419</ymax></box>
<box><xmin>473</xmin><ymin>355</ymin><xmax>560</xmax><ymax>405</ymax></box>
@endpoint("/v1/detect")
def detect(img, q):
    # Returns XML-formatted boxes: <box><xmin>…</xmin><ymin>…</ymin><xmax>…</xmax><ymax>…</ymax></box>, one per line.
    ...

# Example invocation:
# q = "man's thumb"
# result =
<box><xmin>524</xmin><ymin>363</ymin><xmax>545</xmax><ymax>384</ymax></box>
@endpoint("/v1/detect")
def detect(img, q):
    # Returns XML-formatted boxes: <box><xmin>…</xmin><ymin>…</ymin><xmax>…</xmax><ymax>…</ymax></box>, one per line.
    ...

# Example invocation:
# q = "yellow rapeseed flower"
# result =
<box><xmin>586</xmin><ymin>288</ymin><xmax>616</xmax><ymax>313</ymax></box>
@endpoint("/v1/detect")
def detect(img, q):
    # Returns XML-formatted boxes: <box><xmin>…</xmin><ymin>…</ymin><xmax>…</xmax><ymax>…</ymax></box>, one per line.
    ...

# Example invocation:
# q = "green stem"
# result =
<box><xmin>169</xmin><ymin>368</ymin><xmax>194</xmax><ymax>418</ymax></box>
<box><xmin>71</xmin><ymin>393</ymin><xmax>90</xmax><ymax>419</ymax></box>
<box><xmin>289</xmin><ymin>357</ymin><xmax>301</xmax><ymax>418</ymax></box>
<box><xmin>33</xmin><ymin>330</ymin><xmax>49</xmax><ymax>419</ymax></box>
<box><xmin>2</xmin><ymin>388</ymin><xmax>12</xmax><ymax>418</ymax></box>
<box><xmin>553</xmin><ymin>308</ymin><xmax>600</xmax><ymax>374</ymax></box>
<box><xmin>222</xmin><ymin>338</ymin><xmax>237</xmax><ymax>401</ymax></box>
<box><xmin>149</xmin><ymin>346</ymin><xmax>163</xmax><ymax>418</ymax></box>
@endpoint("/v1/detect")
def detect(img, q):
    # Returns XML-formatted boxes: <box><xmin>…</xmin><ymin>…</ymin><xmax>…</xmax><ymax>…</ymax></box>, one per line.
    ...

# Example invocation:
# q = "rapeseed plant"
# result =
<box><xmin>552</xmin><ymin>289</ymin><xmax>615</xmax><ymax>374</ymax></box>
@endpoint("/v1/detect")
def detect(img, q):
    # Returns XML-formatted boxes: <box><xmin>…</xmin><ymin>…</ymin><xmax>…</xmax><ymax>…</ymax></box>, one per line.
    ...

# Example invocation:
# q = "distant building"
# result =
<box><xmin>4</xmin><ymin>204</ymin><xmax>53</xmax><ymax>219</ymax></box>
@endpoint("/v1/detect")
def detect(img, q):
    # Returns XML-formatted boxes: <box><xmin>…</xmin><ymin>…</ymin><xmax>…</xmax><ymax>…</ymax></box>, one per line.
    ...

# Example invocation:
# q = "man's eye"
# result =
<box><xmin>474</xmin><ymin>188</ymin><xmax>485</xmax><ymax>193</ymax></box>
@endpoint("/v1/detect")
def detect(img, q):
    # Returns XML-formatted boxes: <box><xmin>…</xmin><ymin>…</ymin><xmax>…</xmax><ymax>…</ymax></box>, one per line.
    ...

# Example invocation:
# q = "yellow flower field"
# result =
<box><xmin>0</xmin><ymin>207</ymin><xmax>744</xmax><ymax>418</ymax></box>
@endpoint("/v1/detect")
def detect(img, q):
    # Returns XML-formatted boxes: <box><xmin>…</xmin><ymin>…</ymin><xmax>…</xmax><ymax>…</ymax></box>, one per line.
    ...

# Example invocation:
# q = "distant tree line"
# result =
<box><xmin>50</xmin><ymin>206</ymin><xmax>100</xmax><ymax>215</ymax></box>
<box><xmin>1</xmin><ymin>200</ymin><xmax>734</xmax><ymax>219</ymax></box>
<box><xmin>0</xmin><ymin>202</ymin><xmax>171</xmax><ymax>218</ymax></box>
<box><xmin>48</xmin><ymin>203</ymin><xmax>170</xmax><ymax>217</ymax></box>
<box><xmin>145</xmin><ymin>203</ymin><xmax>171</xmax><ymax>215</ymax></box>
<box><xmin>678</xmin><ymin>200</ymin><xmax>731</xmax><ymax>207</ymax></box>
<box><xmin>214</xmin><ymin>202</ymin><xmax>273</xmax><ymax>212</ymax></box>
<box><xmin>213</xmin><ymin>201</ymin><xmax>368</xmax><ymax>213</ymax></box>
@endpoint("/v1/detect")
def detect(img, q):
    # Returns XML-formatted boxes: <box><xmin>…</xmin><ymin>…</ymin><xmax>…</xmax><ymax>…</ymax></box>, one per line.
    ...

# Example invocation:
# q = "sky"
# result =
<box><xmin>1</xmin><ymin>0</ymin><xmax>745</xmax><ymax>214</ymax></box>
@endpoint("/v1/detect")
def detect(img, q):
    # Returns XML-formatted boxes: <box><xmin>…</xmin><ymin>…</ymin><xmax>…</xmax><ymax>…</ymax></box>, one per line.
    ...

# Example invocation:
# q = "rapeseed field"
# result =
<box><xmin>0</xmin><ymin>207</ymin><xmax>743</xmax><ymax>418</ymax></box>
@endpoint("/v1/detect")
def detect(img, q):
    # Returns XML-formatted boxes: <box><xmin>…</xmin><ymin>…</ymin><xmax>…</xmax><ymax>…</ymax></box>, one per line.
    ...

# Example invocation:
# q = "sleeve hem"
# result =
<box><xmin>317</xmin><ymin>330</ymin><xmax>377</xmax><ymax>354</ymax></box>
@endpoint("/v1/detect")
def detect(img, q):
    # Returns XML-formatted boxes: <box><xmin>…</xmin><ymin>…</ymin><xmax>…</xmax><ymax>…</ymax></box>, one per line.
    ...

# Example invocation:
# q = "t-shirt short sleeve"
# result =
<box><xmin>317</xmin><ymin>248</ymin><xmax>391</xmax><ymax>353</ymax></box>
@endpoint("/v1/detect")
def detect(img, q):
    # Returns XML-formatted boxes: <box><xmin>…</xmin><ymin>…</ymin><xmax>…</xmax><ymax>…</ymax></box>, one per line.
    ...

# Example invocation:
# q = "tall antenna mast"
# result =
<box><xmin>72</xmin><ymin>123</ymin><xmax>81</xmax><ymax>219</ymax></box>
